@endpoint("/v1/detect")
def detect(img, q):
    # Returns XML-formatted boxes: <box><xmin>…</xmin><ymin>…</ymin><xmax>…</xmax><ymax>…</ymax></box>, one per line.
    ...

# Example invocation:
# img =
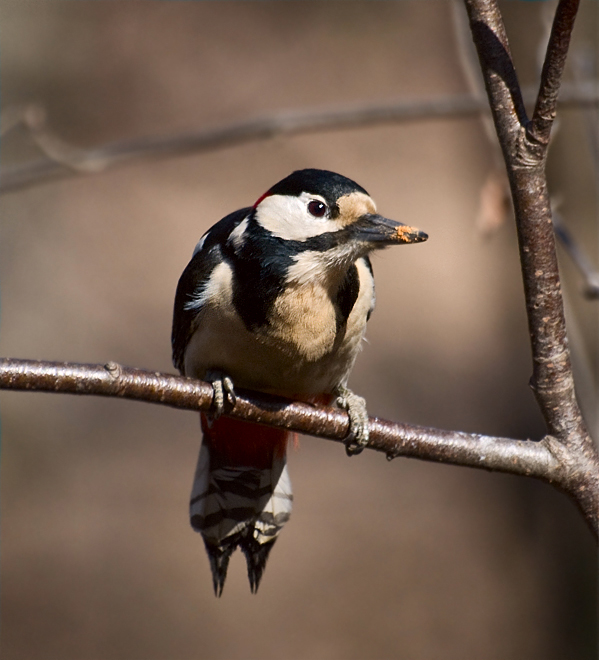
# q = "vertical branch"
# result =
<box><xmin>462</xmin><ymin>0</ymin><xmax>598</xmax><ymax>521</ymax></box>
<box><xmin>462</xmin><ymin>1</ymin><xmax>528</xmax><ymax>144</ymax></box>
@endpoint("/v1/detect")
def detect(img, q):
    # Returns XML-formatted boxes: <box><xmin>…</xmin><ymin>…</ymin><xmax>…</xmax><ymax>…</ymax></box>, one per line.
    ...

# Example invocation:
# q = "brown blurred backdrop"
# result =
<box><xmin>0</xmin><ymin>2</ymin><xmax>597</xmax><ymax>659</ymax></box>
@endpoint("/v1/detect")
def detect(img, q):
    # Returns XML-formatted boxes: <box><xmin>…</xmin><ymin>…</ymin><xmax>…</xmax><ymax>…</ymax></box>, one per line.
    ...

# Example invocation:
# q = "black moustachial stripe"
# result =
<box><xmin>225</xmin><ymin>220</ymin><xmax>292</xmax><ymax>331</ymax></box>
<box><xmin>363</xmin><ymin>256</ymin><xmax>375</xmax><ymax>320</ymax></box>
<box><xmin>334</xmin><ymin>263</ymin><xmax>360</xmax><ymax>331</ymax></box>
<box><xmin>226</xmin><ymin>213</ymin><xmax>368</xmax><ymax>332</ymax></box>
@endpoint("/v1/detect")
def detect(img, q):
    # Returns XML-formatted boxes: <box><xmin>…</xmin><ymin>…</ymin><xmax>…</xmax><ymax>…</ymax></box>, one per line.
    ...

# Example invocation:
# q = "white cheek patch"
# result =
<box><xmin>256</xmin><ymin>193</ymin><xmax>345</xmax><ymax>242</ymax></box>
<box><xmin>183</xmin><ymin>261</ymin><xmax>233</xmax><ymax>312</ymax></box>
<box><xmin>286</xmin><ymin>243</ymin><xmax>361</xmax><ymax>285</ymax></box>
<box><xmin>285</xmin><ymin>251</ymin><xmax>326</xmax><ymax>285</ymax></box>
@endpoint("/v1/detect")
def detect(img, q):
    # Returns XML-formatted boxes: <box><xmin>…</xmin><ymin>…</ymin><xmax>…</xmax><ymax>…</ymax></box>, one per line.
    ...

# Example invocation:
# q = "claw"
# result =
<box><xmin>335</xmin><ymin>385</ymin><xmax>369</xmax><ymax>456</ymax></box>
<box><xmin>205</xmin><ymin>370</ymin><xmax>237</xmax><ymax>421</ymax></box>
<box><xmin>222</xmin><ymin>376</ymin><xmax>237</xmax><ymax>407</ymax></box>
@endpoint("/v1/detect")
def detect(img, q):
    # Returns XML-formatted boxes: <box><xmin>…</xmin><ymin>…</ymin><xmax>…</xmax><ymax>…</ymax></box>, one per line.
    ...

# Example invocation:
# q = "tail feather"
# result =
<box><xmin>191</xmin><ymin>415</ymin><xmax>292</xmax><ymax>595</ymax></box>
<box><xmin>203</xmin><ymin>534</ymin><xmax>238</xmax><ymax>597</ymax></box>
<box><xmin>240</xmin><ymin>536</ymin><xmax>276</xmax><ymax>594</ymax></box>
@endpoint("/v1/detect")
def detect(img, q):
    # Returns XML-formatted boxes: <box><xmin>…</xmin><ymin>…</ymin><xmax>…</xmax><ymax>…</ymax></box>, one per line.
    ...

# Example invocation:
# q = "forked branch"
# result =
<box><xmin>1</xmin><ymin>0</ymin><xmax>598</xmax><ymax>538</ymax></box>
<box><xmin>463</xmin><ymin>0</ymin><xmax>599</xmax><ymax>526</ymax></box>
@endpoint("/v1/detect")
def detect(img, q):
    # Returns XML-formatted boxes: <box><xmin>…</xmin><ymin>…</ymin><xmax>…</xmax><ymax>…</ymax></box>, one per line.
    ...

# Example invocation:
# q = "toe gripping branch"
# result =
<box><xmin>204</xmin><ymin>374</ymin><xmax>369</xmax><ymax>456</ymax></box>
<box><xmin>335</xmin><ymin>385</ymin><xmax>370</xmax><ymax>456</ymax></box>
<box><xmin>205</xmin><ymin>370</ymin><xmax>237</xmax><ymax>421</ymax></box>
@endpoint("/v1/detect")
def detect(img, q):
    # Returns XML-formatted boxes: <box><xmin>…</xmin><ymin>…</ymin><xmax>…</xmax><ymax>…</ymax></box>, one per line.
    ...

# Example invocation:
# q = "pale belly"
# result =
<box><xmin>184</xmin><ymin>304</ymin><xmax>366</xmax><ymax>396</ymax></box>
<box><xmin>184</xmin><ymin>263</ymin><xmax>373</xmax><ymax>397</ymax></box>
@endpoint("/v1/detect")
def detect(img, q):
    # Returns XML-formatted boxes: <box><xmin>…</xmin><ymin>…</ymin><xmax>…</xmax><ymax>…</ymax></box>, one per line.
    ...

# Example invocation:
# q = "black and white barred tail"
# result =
<box><xmin>190</xmin><ymin>415</ymin><xmax>292</xmax><ymax>596</ymax></box>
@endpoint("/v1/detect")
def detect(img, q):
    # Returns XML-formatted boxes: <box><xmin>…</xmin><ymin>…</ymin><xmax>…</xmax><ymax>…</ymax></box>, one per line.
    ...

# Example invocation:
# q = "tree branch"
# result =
<box><xmin>0</xmin><ymin>83</ymin><xmax>597</xmax><ymax>195</ymax></box>
<box><xmin>1</xmin><ymin>1</ymin><xmax>598</xmax><ymax>541</ymax></box>
<box><xmin>462</xmin><ymin>0</ymin><xmax>599</xmax><ymax>528</ymax></box>
<box><xmin>0</xmin><ymin>357</ymin><xmax>597</xmax><ymax>537</ymax></box>
<box><xmin>0</xmin><ymin>358</ymin><xmax>567</xmax><ymax>475</ymax></box>
<box><xmin>529</xmin><ymin>0</ymin><xmax>580</xmax><ymax>150</ymax></box>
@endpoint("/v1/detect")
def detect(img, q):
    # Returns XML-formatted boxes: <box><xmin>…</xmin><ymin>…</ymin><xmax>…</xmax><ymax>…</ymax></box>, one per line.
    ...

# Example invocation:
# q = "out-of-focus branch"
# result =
<box><xmin>462</xmin><ymin>0</ymin><xmax>599</xmax><ymax>530</ymax></box>
<box><xmin>451</xmin><ymin>0</ymin><xmax>512</xmax><ymax>235</ymax></box>
<box><xmin>451</xmin><ymin>0</ymin><xmax>500</xmax><ymax>149</ymax></box>
<box><xmin>2</xmin><ymin>357</ymin><xmax>595</xmax><ymax>525</ymax></box>
<box><xmin>553</xmin><ymin>212</ymin><xmax>599</xmax><ymax>299</ymax></box>
<box><xmin>0</xmin><ymin>83</ymin><xmax>597</xmax><ymax>195</ymax></box>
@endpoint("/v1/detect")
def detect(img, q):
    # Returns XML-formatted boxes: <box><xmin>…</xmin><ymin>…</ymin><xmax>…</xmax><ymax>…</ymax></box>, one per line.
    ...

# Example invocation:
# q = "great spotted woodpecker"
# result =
<box><xmin>172</xmin><ymin>169</ymin><xmax>427</xmax><ymax>595</ymax></box>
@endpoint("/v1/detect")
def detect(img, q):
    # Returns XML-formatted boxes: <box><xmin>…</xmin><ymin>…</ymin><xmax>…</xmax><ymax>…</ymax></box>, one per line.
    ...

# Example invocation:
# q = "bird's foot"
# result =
<box><xmin>205</xmin><ymin>370</ymin><xmax>237</xmax><ymax>422</ymax></box>
<box><xmin>335</xmin><ymin>385</ymin><xmax>369</xmax><ymax>456</ymax></box>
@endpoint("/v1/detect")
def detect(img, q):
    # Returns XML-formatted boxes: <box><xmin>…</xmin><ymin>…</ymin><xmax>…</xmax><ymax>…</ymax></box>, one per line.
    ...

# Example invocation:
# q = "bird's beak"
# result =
<box><xmin>355</xmin><ymin>214</ymin><xmax>428</xmax><ymax>245</ymax></box>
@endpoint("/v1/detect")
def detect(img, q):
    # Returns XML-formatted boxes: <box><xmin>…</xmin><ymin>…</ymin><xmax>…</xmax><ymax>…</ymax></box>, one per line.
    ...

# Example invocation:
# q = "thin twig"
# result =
<box><xmin>0</xmin><ymin>83</ymin><xmax>597</xmax><ymax>195</ymax></box>
<box><xmin>529</xmin><ymin>0</ymin><xmax>581</xmax><ymax>151</ymax></box>
<box><xmin>451</xmin><ymin>0</ymin><xmax>500</xmax><ymax>149</ymax></box>
<box><xmin>553</xmin><ymin>212</ymin><xmax>599</xmax><ymax>299</ymax></box>
<box><xmin>452</xmin><ymin>0</ymin><xmax>511</xmax><ymax>234</ymax></box>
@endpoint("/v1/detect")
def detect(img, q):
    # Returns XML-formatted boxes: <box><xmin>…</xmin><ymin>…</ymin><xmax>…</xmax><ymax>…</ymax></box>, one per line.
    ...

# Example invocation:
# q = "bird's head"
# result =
<box><xmin>250</xmin><ymin>169</ymin><xmax>427</xmax><ymax>267</ymax></box>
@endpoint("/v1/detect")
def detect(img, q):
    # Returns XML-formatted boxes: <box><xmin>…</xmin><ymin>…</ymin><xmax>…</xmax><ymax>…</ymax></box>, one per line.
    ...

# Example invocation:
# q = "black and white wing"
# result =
<box><xmin>171</xmin><ymin>207</ymin><xmax>251</xmax><ymax>373</ymax></box>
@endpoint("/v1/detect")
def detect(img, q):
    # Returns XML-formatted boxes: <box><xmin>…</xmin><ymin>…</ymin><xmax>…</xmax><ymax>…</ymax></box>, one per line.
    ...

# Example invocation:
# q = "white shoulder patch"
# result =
<box><xmin>183</xmin><ymin>260</ymin><xmax>233</xmax><ymax>312</ymax></box>
<box><xmin>228</xmin><ymin>217</ymin><xmax>249</xmax><ymax>251</ymax></box>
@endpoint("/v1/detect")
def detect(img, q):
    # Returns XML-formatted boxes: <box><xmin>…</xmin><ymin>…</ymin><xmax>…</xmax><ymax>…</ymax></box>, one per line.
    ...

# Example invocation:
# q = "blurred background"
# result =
<box><xmin>0</xmin><ymin>1</ymin><xmax>597</xmax><ymax>658</ymax></box>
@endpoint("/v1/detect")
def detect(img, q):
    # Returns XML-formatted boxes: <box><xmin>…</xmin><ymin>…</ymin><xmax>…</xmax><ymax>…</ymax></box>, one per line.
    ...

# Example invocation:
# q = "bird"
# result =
<box><xmin>171</xmin><ymin>169</ymin><xmax>427</xmax><ymax>596</ymax></box>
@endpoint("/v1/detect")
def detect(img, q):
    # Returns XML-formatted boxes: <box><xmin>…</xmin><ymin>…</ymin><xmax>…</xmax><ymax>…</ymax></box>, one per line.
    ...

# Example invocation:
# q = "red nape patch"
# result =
<box><xmin>201</xmin><ymin>414</ymin><xmax>289</xmax><ymax>469</ymax></box>
<box><xmin>252</xmin><ymin>190</ymin><xmax>271</xmax><ymax>208</ymax></box>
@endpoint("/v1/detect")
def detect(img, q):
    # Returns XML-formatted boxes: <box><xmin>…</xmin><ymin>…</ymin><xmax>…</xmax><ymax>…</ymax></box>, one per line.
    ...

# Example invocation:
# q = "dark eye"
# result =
<box><xmin>308</xmin><ymin>200</ymin><xmax>327</xmax><ymax>218</ymax></box>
